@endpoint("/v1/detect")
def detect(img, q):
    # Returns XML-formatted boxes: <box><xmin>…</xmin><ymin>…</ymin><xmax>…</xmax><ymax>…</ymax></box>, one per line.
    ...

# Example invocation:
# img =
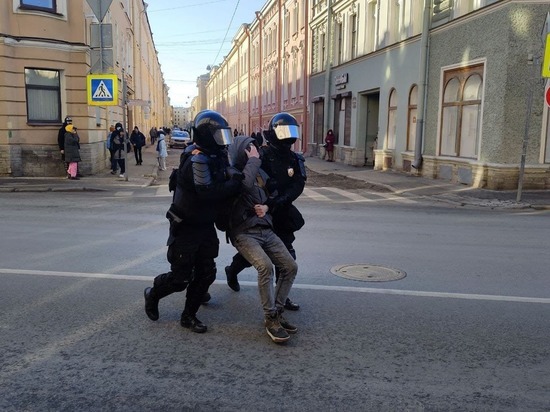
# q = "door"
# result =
<box><xmin>365</xmin><ymin>92</ymin><xmax>379</xmax><ymax>166</ymax></box>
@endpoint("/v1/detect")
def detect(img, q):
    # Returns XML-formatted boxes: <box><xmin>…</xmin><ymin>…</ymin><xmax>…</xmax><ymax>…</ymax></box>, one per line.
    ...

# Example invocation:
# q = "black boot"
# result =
<box><xmin>144</xmin><ymin>287</ymin><xmax>159</xmax><ymax>321</ymax></box>
<box><xmin>225</xmin><ymin>265</ymin><xmax>240</xmax><ymax>292</ymax></box>
<box><xmin>180</xmin><ymin>312</ymin><xmax>207</xmax><ymax>333</ymax></box>
<box><xmin>284</xmin><ymin>297</ymin><xmax>300</xmax><ymax>311</ymax></box>
<box><xmin>201</xmin><ymin>292</ymin><xmax>211</xmax><ymax>304</ymax></box>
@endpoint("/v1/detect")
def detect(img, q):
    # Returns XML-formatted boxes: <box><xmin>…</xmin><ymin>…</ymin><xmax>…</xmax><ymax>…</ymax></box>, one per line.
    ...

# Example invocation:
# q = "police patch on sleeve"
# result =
<box><xmin>287</xmin><ymin>167</ymin><xmax>294</xmax><ymax>177</ymax></box>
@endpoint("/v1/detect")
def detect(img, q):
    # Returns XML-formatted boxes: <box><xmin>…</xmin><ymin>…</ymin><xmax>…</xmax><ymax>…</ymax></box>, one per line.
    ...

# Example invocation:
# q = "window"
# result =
<box><xmin>336</xmin><ymin>23</ymin><xmax>343</xmax><ymax>64</ymax></box>
<box><xmin>386</xmin><ymin>89</ymin><xmax>397</xmax><ymax>150</ymax></box>
<box><xmin>350</xmin><ymin>14</ymin><xmax>357</xmax><ymax>59</ymax></box>
<box><xmin>407</xmin><ymin>85</ymin><xmax>418</xmax><ymax>151</ymax></box>
<box><xmin>25</xmin><ymin>68</ymin><xmax>61</xmax><ymax>123</ymax></box>
<box><xmin>20</xmin><ymin>0</ymin><xmax>56</xmax><ymax>13</ymax></box>
<box><xmin>367</xmin><ymin>1</ymin><xmax>377</xmax><ymax>53</ymax></box>
<box><xmin>320</xmin><ymin>32</ymin><xmax>326</xmax><ymax>70</ymax></box>
<box><xmin>439</xmin><ymin>65</ymin><xmax>483</xmax><ymax>158</ymax></box>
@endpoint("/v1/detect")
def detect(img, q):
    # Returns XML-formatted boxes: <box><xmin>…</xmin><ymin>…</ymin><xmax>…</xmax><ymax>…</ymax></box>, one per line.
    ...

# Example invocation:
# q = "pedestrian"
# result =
<box><xmin>58</xmin><ymin>116</ymin><xmax>72</xmax><ymax>174</ymax></box>
<box><xmin>143</xmin><ymin>110</ymin><xmax>241</xmax><ymax>333</ymax></box>
<box><xmin>111</xmin><ymin>122</ymin><xmax>126</xmax><ymax>178</ymax></box>
<box><xmin>130</xmin><ymin>126</ymin><xmax>146</xmax><ymax>165</ymax></box>
<box><xmin>106</xmin><ymin>125</ymin><xmax>118</xmax><ymax>174</ymax></box>
<box><xmin>226</xmin><ymin>135</ymin><xmax>298</xmax><ymax>343</ymax></box>
<box><xmin>64</xmin><ymin>124</ymin><xmax>81</xmax><ymax>180</ymax></box>
<box><xmin>149</xmin><ymin>126</ymin><xmax>158</xmax><ymax>146</ymax></box>
<box><xmin>224</xmin><ymin>113</ymin><xmax>306</xmax><ymax>312</ymax></box>
<box><xmin>156</xmin><ymin>130</ymin><xmax>168</xmax><ymax>170</ymax></box>
<box><xmin>325</xmin><ymin>129</ymin><xmax>335</xmax><ymax>162</ymax></box>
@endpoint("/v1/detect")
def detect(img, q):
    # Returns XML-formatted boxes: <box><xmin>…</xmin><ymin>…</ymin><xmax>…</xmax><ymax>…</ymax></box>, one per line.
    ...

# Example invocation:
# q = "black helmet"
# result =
<box><xmin>265</xmin><ymin>112</ymin><xmax>299</xmax><ymax>148</ymax></box>
<box><xmin>192</xmin><ymin>110</ymin><xmax>232</xmax><ymax>151</ymax></box>
<box><xmin>64</xmin><ymin>116</ymin><xmax>72</xmax><ymax>124</ymax></box>
<box><xmin>115</xmin><ymin>122</ymin><xmax>123</xmax><ymax>131</ymax></box>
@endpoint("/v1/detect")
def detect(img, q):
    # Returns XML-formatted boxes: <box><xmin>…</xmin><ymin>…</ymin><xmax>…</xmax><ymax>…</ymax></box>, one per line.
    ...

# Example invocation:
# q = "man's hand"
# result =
<box><xmin>246</xmin><ymin>144</ymin><xmax>259</xmax><ymax>159</ymax></box>
<box><xmin>254</xmin><ymin>204</ymin><xmax>268</xmax><ymax>218</ymax></box>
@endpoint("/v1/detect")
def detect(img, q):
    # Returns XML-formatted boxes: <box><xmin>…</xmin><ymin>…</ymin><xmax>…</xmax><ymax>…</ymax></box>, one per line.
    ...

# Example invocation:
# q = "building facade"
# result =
<box><xmin>310</xmin><ymin>0</ymin><xmax>550</xmax><ymax>189</ymax></box>
<box><xmin>205</xmin><ymin>0</ymin><xmax>550</xmax><ymax>189</ymax></box>
<box><xmin>206</xmin><ymin>0</ymin><xmax>310</xmax><ymax>152</ymax></box>
<box><xmin>0</xmin><ymin>0</ymin><xmax>170</xmax><ymax>177</ymax></box>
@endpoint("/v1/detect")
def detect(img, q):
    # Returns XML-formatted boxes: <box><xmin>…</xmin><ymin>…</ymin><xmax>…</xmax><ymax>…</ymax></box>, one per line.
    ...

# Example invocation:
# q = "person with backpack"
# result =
<box><xmin>143</xmin><ymin>110</ymin><xmax>241</xmax><ymax>333</ymax></box>
<box><xmin>110</xmin><ymin>122</ymin><xmax>127</xmax><ymax>178</ymax></box>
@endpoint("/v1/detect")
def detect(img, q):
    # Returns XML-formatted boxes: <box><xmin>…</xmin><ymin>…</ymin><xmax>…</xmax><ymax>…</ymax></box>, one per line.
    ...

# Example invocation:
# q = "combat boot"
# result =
<box><xmin>144</xmin><ymin>287</ymin><xmax>159</xmax><ymax>321</ymax></box>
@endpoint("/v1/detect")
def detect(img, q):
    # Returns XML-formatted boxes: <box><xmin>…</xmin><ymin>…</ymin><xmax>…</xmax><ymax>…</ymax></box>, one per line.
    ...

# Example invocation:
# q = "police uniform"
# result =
<box><xmin>144</xmin><ymin>111</ymin><xmax>239</xmax><ymax>333</ymax></box>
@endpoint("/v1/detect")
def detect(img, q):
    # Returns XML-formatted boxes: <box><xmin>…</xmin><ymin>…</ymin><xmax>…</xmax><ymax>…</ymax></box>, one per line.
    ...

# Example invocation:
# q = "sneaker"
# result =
<box><xmin>119</xmin><ymin>174</ymin><xmax>124</xmax><ymax>178</ymax></box>
<box><xmin>180</xmin><ymin>313</ymin><xmax>207</xmax><ymax>333</ymax></box>
<box><xmin>278</xmin><ymin>312</ymin><xmax>297</xmax><ymax>334</ymax></box>
<box><xmin>264</xmin><ymin>314</ymin><xmax>290</xmax><ymax>343</ymax></box>
<box><xmin>225</xmin><ymin>266</ymin><xmax>240</xmax><ymax>292</ymax></box>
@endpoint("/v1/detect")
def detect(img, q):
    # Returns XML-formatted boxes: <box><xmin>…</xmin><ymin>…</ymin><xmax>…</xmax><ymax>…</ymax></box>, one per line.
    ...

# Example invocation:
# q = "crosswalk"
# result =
<box><xmin>112</xmin><ymin>184</ymin><xmax>420</xmax><ymax>205</ymax></box>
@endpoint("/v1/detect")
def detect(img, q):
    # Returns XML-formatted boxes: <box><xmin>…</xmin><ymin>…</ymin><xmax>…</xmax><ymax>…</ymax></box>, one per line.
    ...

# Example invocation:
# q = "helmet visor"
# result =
<box><xmin>213</xmin><ymin>127</ymin><xmax>233</xmax><ymax>146</ymax></box>
<box><xmin>273</xmin><ymin>125</ymin><xmax>300</xmax><ymax>141</ymax></box>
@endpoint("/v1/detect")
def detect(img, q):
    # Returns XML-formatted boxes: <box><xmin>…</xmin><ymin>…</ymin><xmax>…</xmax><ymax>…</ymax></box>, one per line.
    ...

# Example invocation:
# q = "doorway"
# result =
<box><xmin>359</xmin><ymin>91</ymin><xmax>379</xmax><ymax>166</ymax></box>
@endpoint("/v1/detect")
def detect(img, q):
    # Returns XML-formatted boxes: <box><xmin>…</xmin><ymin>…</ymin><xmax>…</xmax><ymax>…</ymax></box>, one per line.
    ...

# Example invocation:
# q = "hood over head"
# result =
<box><xmin>228</xmin><ymin>136</ymin><xmax>256</xmax><ymax>171</ymax></box>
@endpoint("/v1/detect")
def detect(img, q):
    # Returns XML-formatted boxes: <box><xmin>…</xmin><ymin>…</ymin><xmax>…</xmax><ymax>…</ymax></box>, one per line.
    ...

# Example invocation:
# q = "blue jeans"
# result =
<box><xmin>232</xmin><ymin>226</ymin><xmax>297</xmax><ymax>316</ymax></box>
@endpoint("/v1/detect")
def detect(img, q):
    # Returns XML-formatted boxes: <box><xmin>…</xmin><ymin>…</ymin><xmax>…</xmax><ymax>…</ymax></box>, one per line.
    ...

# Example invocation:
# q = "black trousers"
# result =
<box><xmin>153</xmin><ymin>224</ymin><xmax>219</xmax><ymax>316</ymax></box>
<box><xmin>133</xmin><ymin>146</ymin><xmax>143</xmax><ymax>164</ymax></box>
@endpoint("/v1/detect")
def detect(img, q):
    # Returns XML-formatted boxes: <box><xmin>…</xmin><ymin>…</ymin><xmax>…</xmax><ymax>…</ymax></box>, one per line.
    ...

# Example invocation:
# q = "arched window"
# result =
<box><xmin>386</xmin><ymin>89</ymin><xmax>397</xmax><ymax>150</ymax></box>
<box><xmin>439</xmin><ymin>65</ymin><xmax>483</xmax><ymax>158</ymax></box>
<box><xmin>407</xmin><ymin>85</ymin><xmax>418</xmax><ymax>151</ymax></box>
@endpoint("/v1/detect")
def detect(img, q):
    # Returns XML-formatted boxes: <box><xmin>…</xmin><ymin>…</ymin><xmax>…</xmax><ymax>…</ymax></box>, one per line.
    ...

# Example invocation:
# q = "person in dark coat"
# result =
<box><xmin>110</xmin><ymin>122</ymin><xmax>126</xmax><ymax>177</ymax></box>
<box><xmin>143</xmin><ymin>110</ymin><xmax>241</xmax><ymax>333</ymax></box>
<box><xmin>325</xmin><ymin>129</ymin><xmax>335</xmax><ymax>162</ymax></box>
<box><xmin>58</xmin><ymin>116</ymin><xmax>72</xmax><ymax>172</ymax></box>
<box><xmin>64</xmin><ymin>124</ymin><xmax>81</xmax><ymax>180</ymax></box>
<box><xmin>130</xmin><ymin>126</ymin><xmax>146</xmax><ymax>165</ymax></box>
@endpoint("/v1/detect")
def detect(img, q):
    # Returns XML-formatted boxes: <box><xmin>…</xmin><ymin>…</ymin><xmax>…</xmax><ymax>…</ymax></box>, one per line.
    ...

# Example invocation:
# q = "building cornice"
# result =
<box><xmin>0</xmin><ymin>34</ymin><xmax>88</xmax><ymax>52</ymax></box>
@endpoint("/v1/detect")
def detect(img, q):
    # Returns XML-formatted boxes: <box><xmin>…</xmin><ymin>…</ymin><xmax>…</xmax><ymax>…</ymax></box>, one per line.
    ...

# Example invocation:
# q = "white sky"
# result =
<box><xmin>146</xmin><ymin>0</ymin><xmax>264</xmax><ymax>107</ymax></box>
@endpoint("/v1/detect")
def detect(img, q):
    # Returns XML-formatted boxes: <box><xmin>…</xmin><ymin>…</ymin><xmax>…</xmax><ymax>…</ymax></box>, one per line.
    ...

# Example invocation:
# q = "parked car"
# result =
<box><xmin>169</xmin><ymin>130</ymin><xmax>190</xmax><ymax>149</ymax></box>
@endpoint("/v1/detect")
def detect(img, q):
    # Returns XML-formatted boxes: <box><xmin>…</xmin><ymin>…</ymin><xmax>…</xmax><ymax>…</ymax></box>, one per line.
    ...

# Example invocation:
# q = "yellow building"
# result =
<box><xmin>0</xmin><ymin>0</ymin><xmax>170</xmax><ymax>177</ymax></box>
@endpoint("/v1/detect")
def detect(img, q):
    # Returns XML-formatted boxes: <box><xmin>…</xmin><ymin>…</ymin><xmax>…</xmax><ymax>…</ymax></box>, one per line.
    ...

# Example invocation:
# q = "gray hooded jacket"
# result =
<box><xmin>227</xmin><ymin>136</ymin><xmax>273</xmax><ymax>235</ymax></box>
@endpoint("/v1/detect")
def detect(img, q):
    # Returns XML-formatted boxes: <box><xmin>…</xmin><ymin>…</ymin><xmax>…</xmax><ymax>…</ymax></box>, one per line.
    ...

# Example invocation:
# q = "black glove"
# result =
<box><xmin>226</xmin><ymin>166</ymin><xmax>244</xmax><ymax>181</ymax></box>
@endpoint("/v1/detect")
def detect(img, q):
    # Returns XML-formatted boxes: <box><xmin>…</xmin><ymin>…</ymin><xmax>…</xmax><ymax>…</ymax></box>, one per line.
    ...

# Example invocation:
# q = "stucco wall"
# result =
<box><xmin>425</xmin><ymin>3</ymin><xmax>547</xmax><ymax>165</ymax></box>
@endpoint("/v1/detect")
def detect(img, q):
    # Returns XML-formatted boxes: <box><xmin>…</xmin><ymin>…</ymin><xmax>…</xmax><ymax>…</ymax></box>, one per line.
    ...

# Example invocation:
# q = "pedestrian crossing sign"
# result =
<box><xmin>87</xmin><ymin>74</ymin><xmax>118</xmax><ymax>106</ymax></box>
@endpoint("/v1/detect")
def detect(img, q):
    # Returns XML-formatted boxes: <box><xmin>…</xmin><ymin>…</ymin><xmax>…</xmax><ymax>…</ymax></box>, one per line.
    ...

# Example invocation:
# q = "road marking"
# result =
<box><xmin>320</xmin><ymin>187</ymin><xmax>368</xmax><ymax>201</ymax></box>
<box><xmin>1</xmin><ymin>268</ymin><xmax>549</xmax><ymax>305</ymax></box>
<box><xmin>302</xmin><ymin>187</ymin><xmax>332</xmax><ymax>201</ymax></box>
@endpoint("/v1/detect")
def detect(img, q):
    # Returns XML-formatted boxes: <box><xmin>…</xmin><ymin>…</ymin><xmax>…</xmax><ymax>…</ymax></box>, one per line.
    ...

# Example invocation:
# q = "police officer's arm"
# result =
<box><xmin>192</xmin><ymin>154</ymin><xmax>241</xmax><ymax>201</ymax></box>
<box><xmin>265</xmin><ymin>154</ymin><xmax>306</xmax><ymax>209</ymax></box>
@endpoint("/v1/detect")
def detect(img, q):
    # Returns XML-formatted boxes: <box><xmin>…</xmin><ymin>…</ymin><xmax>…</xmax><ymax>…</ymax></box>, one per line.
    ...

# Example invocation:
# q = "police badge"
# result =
<box><xmin>287</xmin><ymin>167</ymin><xmax>294</xmax><ymax>177</ymax></box>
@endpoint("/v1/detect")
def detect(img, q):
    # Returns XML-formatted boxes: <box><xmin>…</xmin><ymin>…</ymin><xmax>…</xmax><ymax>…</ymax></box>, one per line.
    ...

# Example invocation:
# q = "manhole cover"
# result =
<box><xmin>331</xmin><ymin>264</ymin><xmax>407</xmax><ymax>282</ymax></box>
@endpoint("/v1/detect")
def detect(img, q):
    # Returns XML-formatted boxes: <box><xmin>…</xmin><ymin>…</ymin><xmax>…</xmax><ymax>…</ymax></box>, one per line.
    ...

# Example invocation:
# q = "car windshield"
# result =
<box><xmin>172</xmin><ymin>131</ymin><xmax>189</xmax><ymax>138</ymax></box>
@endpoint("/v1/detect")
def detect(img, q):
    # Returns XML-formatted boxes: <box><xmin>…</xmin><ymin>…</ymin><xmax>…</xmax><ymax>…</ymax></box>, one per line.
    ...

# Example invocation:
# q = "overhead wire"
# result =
<box><xmin>210</xmin><ymin>0</ymin><xmax>241</xmax><ymax>68</ymax></box>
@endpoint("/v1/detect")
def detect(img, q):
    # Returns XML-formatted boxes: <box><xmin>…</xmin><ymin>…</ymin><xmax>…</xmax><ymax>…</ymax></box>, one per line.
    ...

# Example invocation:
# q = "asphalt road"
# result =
<box><xmin>0</xmin><ymin>186</ymin><xmax>549</xmax><ymax>411</ymax></box>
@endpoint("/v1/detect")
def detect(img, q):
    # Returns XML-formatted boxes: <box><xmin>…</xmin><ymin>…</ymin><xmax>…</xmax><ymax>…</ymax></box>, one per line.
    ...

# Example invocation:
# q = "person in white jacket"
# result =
<box><xmin>156</xmin><ymin>131</ymin><xmax>168</xmax><ymax>170</ymax></box>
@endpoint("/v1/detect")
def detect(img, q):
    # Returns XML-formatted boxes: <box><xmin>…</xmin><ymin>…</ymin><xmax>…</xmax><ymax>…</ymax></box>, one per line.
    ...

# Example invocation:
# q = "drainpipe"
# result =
<box><xmin>322</xmin><ymin>0</ymin><xmax>333</xmax><ymax>137</ymax></box>
<box><xmin>412</xmin><ymin>0</ymin><xmax>432</xmax><ymax>170</ymax></box>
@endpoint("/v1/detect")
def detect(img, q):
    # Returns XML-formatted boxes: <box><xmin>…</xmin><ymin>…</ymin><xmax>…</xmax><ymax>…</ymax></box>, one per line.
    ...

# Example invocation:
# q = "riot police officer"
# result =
<box><xmin>144</xmin><ymin>110</ymin><xmax>241</xmax><ymax>333</ymax></box>
<box><xmin>225</xmin><ymin>112</ymin><xmax>306</xmax><ymax>311</ymax></box>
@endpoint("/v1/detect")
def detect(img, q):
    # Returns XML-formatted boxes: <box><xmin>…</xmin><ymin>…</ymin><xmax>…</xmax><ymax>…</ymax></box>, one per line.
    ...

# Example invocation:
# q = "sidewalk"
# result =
<box><xmin>0</xmin><ymin>145</ymin><xmax>162</xmax><ymax>193</ymax></box>
<box><xmin>304</xmin><ymin>156</ymin><xmax>550</xmax><ymax>210</ymax></box>
<box><xmin>1</xmin><ymin>146</ymin><xmax>549</xmax><ymax>209</ymax></box>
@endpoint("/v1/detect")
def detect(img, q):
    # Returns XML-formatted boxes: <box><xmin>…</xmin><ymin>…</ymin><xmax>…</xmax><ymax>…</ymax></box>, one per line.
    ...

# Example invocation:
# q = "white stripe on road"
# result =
<box><xmin>1</xmin><ymin>268</ymin><xmax>549</xmax><ymax>305</ymax></box>
<box><xmin>302</xmin><ymin>187</ymin><xmax>332</xmax><ymax>201</ymax></box>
